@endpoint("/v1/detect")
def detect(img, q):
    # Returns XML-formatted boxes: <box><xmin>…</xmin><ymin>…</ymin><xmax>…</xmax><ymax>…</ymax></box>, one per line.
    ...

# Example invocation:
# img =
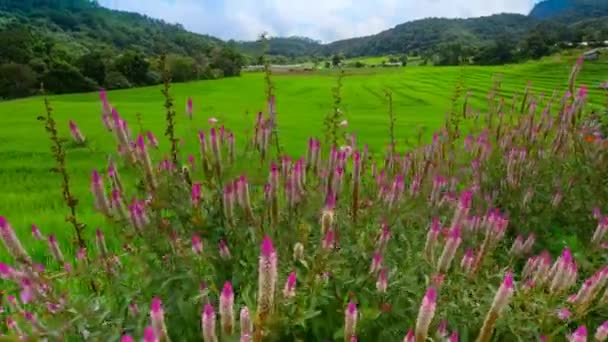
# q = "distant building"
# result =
<box><xmin>583</xmin><ymin>49</ymin><xmax>601</xmax><ymax>61</ymax></box>
<box><xmin>580</xmin><ymin>41</ymin><xmax>589</xmax><ymax>47</ymax></box>
<box><xmin>384</xmin><ymin>62</ymin><xmax>403</xmax><ymax>67</ymax></box>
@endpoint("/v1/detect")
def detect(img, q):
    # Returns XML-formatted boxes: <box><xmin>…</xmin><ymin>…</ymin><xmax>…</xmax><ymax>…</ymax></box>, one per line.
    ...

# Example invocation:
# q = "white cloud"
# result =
<box><xmin>99</xmin><ymin>0</ymin><xmax>538</xmax><ymax>42</ymax></box>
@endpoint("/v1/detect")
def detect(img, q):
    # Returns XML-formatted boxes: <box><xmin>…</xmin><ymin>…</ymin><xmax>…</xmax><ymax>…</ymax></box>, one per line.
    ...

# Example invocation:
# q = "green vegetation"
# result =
<box><xmin>0</xmin><ymin>54</ymin><xmax>606</xmax><ymax>340</ymax></box>
<box><xmin>0</xmin><ymin>56</ymin><xmax>606</xmax><ymax>261</ymax></box>
<box><xmin>0</xmin><ymin>0</ymin><xmax>244</xmax><ymax>99</ymax></box>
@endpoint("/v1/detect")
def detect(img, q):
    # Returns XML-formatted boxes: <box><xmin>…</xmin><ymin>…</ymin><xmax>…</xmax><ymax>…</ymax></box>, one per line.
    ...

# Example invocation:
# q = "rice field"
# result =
<box><xmin>0</xmin><ymin>54</ymin><xmax>606</xmax><ymax>260</ymax></box>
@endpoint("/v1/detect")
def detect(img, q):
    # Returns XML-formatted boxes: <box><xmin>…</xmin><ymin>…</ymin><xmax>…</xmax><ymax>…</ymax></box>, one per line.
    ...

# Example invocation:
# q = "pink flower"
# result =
<box><xmin>202</xmin><ymin>304</ymin><xmax>217</xmax><ymax>342</ymax></box>
<box><xmin>437</xmin><ymin>226</ymin><xmax>462</xmax><ymax>273</ymax></box>
<box><xmin>150</xmin><ymin>298</ymin><xmax>167</xmax><ymax>339</ymax></box>
<box><xmin>219</xmin><ymin>240</ymin><xmax>232</xmax><ymax>260</ymax></box>
<box><xmin>370</xmin><ymin>251</ymin><xmax>383</xmax><ymax>274</ymax></box>
<box><xmin>240</xmin><ymin>307</ymin><xmax>252</xmax><ymax>341</ymax></box>
<box><xmin>208</xmin><ymin>117</ymin><xmax>218</xmax><ymax>125</ymax></box>
<box><xmin>192</xmin><ymin>183</ymin><xmax>202</xmax><ymax>207</ymax></box>
<box><xmin>344</xmin><ymin>301</ymin><xmax>357</xmax><ymax>341</ymax></box>
<box><xmin>437</xmin><ymin>320</ymin><xmax>448</xmax><ymax>338</ymax></box>
<box><xmin>121</xmin><ymin>335</ymin><xmax>134</xmax><ymax>342</ymax></box>
<box><xmin>48</xmin><ymin>234</ymin><xmax>64</xmax><ymax>263</ymax></box>
<box><xmin>415</xmin><ymin>287</ymin><xmax>437</xmax><ymax>342</ymax></box>
<box><xmin>31</xmin><ymin>224</ymin><xmax>43</xmax><ymax>240</ymax></box>
<box><xmin>0</xmin><ymin>263</ymin><xmax>14</xmax><ymax>280</ymax></box>
<box><xmin>556</xmin><ymin>308</ymin><xmax>571</xmax><ymax>321</ymax></box>
<box><xmin>376</xmin><ymin>268</ymin><xmax>388</xmax><ymax>293</ymax></box>
<box><xmin>577</xmin><ymin>85</ymin><xmax>589</xmax><ymax>100</ymax></box>
<box><xmin>449</xmin><ymin>331</ymin><xmax>459</xmax><ymax>342</ymax></box>
<box><xmin>460</xmin><ymin>249</ymin><xmax>475</xmax><ymax>274</ymax></box>
<box><xmin>569</xmin><ymin>326</ymin><xmax>587</xmax><ymax>342</ymax></box>
<box><xmin>192</xmin><ymin>234</ymin><xmax>203</xmax><ymax>254</ymax></box>
<box><xmin>69</xmin><ymin>120</ymin><xmax>86</xmax><ymax>144</ymax></box>
<box><xmin>491</xmin><ymin>271</ymin><xmax>514</xmax><ymax>314</ymax></box>
<box><xmin>91</xmin><ymin>170</ymin><xmax>110</xmax><ymax>216</ymax></box>
<box><xmin>403</xmin><ymin>328</ymin><xmax>415</xmax><ymax>342</ymax></box>
<box><xmin>143</xmin><ymin>327</ymin><xmax>157</xmax><ymax>342</ymax></box>
<box><xmin>186</xmin><ymin>97</ymin><xmax>193</xmax><ymax>119</ymax></box>
<box><xmin>595</xmin><ymin>321</ymin><xmax>608</xmax><ymax>342</ymax></box>
<box><xmin>322</xmin><ymin>228</ymin><xmax>336</xmax><ymax>251</ymax></box>
<box><xmin>146</xmin><ymin>131</ymin><xmax>159</xmax><ymax>149</ymax></box>
<box><xmin>220</xmin><ymin>282</ymin><xmax>234</xmax><ymax>334</ymax></box>
<box><xmin>0</xmin><ymin>216</ymin><xmax>30</xmax><ymax>261</ymax></box>
<box><xmin>257</xmin><ymin>235</ymin><xmax>277</xmax><ymax>317</ymax></box>
<box><xmin>283</xmin><ymin>272</ymin><xmax>297</xmax><ymax>298</ymax></box>
<box><xmin>424</xmin><ymin>218</ymin><xmax>441</xmax><ymax>259</ymax></box>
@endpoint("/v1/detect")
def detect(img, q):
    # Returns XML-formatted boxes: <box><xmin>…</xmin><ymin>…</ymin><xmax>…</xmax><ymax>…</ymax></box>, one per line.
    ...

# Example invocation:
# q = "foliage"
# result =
<box><xmin>0</xmin><ymin>63</ymin><xmax>37</xmax><ymax>99</ymax></box>
<box><xmin>104</xmin><ymin>71</ymin><xmax>131</xmax><ymax>90</ymax></box>
<box><xmin>0</xmin><ymin>58</ymin><xmax>607</xmax><ymax>341</ymax></box>
<box><xmin>0</xmin><ymin>61</ymin><xmax>607</xmax><ymax>341</ymax></box>
<box><xmin>41</xmin><ymin>63</ymin><xmax>98</xmax><ymax>94</ymax></box>
<box><xmin>0</xmin><ymin>0</ymin><xmax>245</xmax><ymax>99</ymax></box>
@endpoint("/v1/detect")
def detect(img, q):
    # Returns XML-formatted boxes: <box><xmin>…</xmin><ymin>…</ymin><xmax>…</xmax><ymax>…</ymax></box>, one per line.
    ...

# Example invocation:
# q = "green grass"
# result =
<box><xmin>0</xmin><ymin>55</ymin><xmax>606</xmax><ymax>260</ymax></box>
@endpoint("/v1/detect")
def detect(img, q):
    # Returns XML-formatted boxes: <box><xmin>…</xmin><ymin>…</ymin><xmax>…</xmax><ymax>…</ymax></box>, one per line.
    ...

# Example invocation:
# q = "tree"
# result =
<box><xmin>0</xmin><ymin>25</ymin><xmax>35</xmax><ymax>64</ymax></box>
<box><xmin>332</xmin><ymin>54</ymin><xmax>343</xmax><ymax>67</ymax></box>
<box><xmin>520</xmin><ymin>32</ymin><xmax>550</xmax><ymax>60</ymax></box>
<box><xmin>0</xmin><ymin>63</ymin><xmax>38</xmax><ymax>99</ymax></box>
<box><xmin>105</xmin><ymin>71</ymin><xmax>131</xmax><ymax>90</ymax></box>
<box><xmin>114</xmin><ymin>51</ymin><xmax>150</xmax><ymax>85</ymax></box>
<box><xmin>167</xmin><ymin>54</ymin><xmax>196</xmax><ymax>82</ymax></box>
<box><xmin>42</xmin><ymin>63</ymin><xmax>97</xmax><ymax>94</ymax></box>
<box><xmin>209</xmin><ymin>47</ymin><xmax>244</xmax><ymax>77</ymax></box>
<box><xmin>78</xmin><ymin>52</ymin><xmax>106</xmax><ymax>85</ymax></box>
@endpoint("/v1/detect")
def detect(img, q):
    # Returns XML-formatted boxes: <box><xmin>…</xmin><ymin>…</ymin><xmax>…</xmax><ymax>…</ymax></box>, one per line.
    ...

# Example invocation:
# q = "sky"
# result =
<box><xmin>99</xmin><ymin>0</ymin><xmax>540</xmax><ymax>43</ymax></box>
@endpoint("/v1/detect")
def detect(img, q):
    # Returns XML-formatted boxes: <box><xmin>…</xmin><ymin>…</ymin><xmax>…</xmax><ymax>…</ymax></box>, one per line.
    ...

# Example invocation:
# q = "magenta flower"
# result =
<box><xmin>192</xmin><ymin>183</ymin><xmax>202</xmax><ymax>207</ymax></box>
<box><xmin>0</xmin><ymin>216</ymin><xmax>30</xmax><ymax>261</ymax></box>
<box><xmin>143</xmin><ymin>327</ymin><xmax>157</xmax><ymax>342</ymax></box>
<box><xmin>437</xmin><ymin>226</ymin><xmax>462</xmax><ymax>273</ymax></box>
<box><xmin>257</xmin><ymin>235</ymin><xmax>277</xmax><ymax>317</ymax></box>
<box><xmin>220</xmin><ymin>282</ymin><xmax>235</xmax><ymax>334</ymax></box>
<box><xmin>219</xmin><ymin>240</ymin><xmax>232</xmax><ymax>260</ymax></box>
<box><xmin>569</xmin><ymin>326</ymin><xmax>587</xmax><ymax>342</ymax></box>
<box><xmin>186</xmin><ymin>97</ymin><xmax>193</xmax><ymax>119</ymax></box>
<box><xmin>344</xmin><ymin>301</ymin><xmax>357</xmax><ymax>341</ymax></box>
<box><xmin>595</xmin><ymin>321</ymin><xmax>608</xmax><ymax>341</ymax></box>
<box><xmin>403</xmin><ymin>328</ymin><xmax>415</xmax><ymax>342</ymax></box>
<box><xmin>146</xmin><ymin>131</ymin><xmax>159</xmax><ymax>149</ymax></box>
<box><xmin>283</xmin><ymin>272</ymin><xmax>297</xmax><ymax>298</ymax></box>
<box><xmin>0</xmin><ymin>263</ymin><xmax>15</xmax><ymax>280</ymax></box>
<box><xmin>192</xmin><ymin>234</ymin><xmax>203</xmax><ymax>254</ymax></box>
<box><xmin>68</xmin><ymin>120</ymin><xmax>86</xmax><ymax>144</ymax></box>
<box><xmin>460</xmin><ymin>248</ymin><xmax>475</xmax><ymax>274</ymax></box>
<box><xmin>31</xmin><ymin>224</ymin><xmax>43</xmax><ymax>240</ymax></box>
<box><xmin>48</xmin><ymin>234</ymin><xmax>64</xmax><ymax>264</ymax></box>
<box><xmin>240</xmin><ymin>307</ymin><xmax>252</xmax><ymax>341</ymax></box>
<box><xmin>370</xmin><ymin>251</ymin><xmax>383</xmax><ymax>274</ymax></box>
<box><xmin>449</xmin><ymin>331</ymin><xmax>459</xmax><ymax>342</ymax></box>
<box><xmin>121</xmin><ymin>335</ymin><xmax>134</xmax><ymax>342</ymax></box>
<box><xmin>415</xmin><ymin>287</ymin><xmax>437</xmax><ymax>342</ymax></box>
<box><xmin>557</xmin><ymin>308</ymin><xmax>572</xmax><ymax>321</ymax></box>
<box><xmin>376</xmin><ymin>268</ymin><xmax>388</xmax><ymax>293</ymax></box>
<box><xmin>322</xmin><ymin>228</ymin><xmax>336</xmax><ymax>251</ymax></box>
<box><xmin>201</xmin><ymin>304</ymin><xmax>217</xmax><ymax>342</ymax></box>
<box><xmin>437</xmin><ymin>320</ymin><xmax>448</xmax><ymax>338</ymax></box>
<box><xmin>150</xmin><ymin>298</ymin><xmax>167</xmax><ymax>339</ymax></box>
<box><xmin>91</xmin><ymin>170</ymin><xmax>110</xmax><ymax>216</ymax></box>
<box><xmin>424</xmin><ymin>218</ymin><xmax>441</xmax><ymax>259</ymax></box>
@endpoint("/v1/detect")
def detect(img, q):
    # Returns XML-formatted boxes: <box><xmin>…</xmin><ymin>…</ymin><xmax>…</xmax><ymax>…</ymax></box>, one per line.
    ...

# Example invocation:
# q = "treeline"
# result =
<box><xmin>0</xmin><ymin>0</ymin><xmax>244</xmax><ymax>99</ymax></box>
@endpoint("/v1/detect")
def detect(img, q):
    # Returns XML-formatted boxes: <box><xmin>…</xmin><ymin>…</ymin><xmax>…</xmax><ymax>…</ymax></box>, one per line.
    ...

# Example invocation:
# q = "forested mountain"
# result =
<box><xmin>237</xmin><ymin>37</ymin><xmax>322</xmax><ymax>58</ymax></box>
<box><xmin>0</xmin><ymin>0</ymin><xmax>244</xmax><ymax>99</ymax></box>
<box><xmin>238</xmin><ymin>0</ymin><xmax>608</xmax><ymax>64</ymax></box>
<box><xmin>529</xmin><ymin>0</ymin><xmax>608</xmax><ymax>20</ymax></box>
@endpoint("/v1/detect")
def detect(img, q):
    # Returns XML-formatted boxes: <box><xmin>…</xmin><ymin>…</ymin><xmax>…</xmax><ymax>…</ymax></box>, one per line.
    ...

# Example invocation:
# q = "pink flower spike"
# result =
<box><xmin>449</xmin><ymin>331</ymin><xmax>459</xmax><ymax>342</ymax></box>
<box><xmin>404</xmin><ymin>328</ymin><xmax>415</xmax><ymax>342</ymax></box>
<box><xmin>569</xmin><ymin>326</ymin><xmax>587</xmax><ymax>342</ymax></box>
<box><xmin>202</xmin><ymin>303</ymin><xmax>217</xmax><ymax>342</ymax></box>
<box><xmin>283</xmin><ymin>272</ymin><xmax>297</xmax><ymax>298</ymax></box>
<box><xmin>146</xmin><ymin>131</ymin><xmax>159</xmax><ymax>149</ymax></box>
<box><xmin>595</xmin><ymin>321</ymin><xmax>608</xmax><ymax>341</ymax></box>
<box><xmin>261</xmin><ymin>235</ymin><xmax>275</xmax><ymax>258</ymax></box>
<box><xmin>556</xmin><ymin>308</ymin><xmax>571</xmax><ymax>321</ymax></box>
<box><xmin>220</xmin><ymin>281</ymin><xmax>234</xmax><ymax>334</ymax></box>
<box><xmin>31</xmin><ymin>224</ymin><xmax>43</xmax><ymax>240</ymax></box>
<box><xmin>345</xmin><ymin>301</ymin><xmax>358</xmax><ymax>340</ymax></box>
<box><xmin>192</xmin><ymin>234</ymin><xmax>203</xmax><ymax>254</ymax></box>
<box><xmin>143</xmin><ymin>327</ymin><xmax>157</xmax><ymax>342</ymax></box>
<box><xmin>370</xmin><ymin>251</ymin><xmax>383</xmax><ymax>274</ymax></box>
<box><xmin>121</xmin><ymin>335</ymin><xmax>134</xmax><ymax>342</ymax></box>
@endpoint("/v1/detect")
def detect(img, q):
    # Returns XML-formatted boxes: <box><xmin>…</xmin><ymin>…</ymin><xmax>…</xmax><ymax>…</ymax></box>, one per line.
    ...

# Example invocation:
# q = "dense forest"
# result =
<box><xmin>0</xmin><ymin>0</ymin><xmax>244</xmax><ymax>99</ymax></box>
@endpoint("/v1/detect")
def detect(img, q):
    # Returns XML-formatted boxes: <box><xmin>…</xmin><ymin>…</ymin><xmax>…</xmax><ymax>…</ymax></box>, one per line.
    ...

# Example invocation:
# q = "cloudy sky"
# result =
<box><xmin>99</xmin><ymin>0</ymin><xmax>539</xmax><ymax>42</ymax></box>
